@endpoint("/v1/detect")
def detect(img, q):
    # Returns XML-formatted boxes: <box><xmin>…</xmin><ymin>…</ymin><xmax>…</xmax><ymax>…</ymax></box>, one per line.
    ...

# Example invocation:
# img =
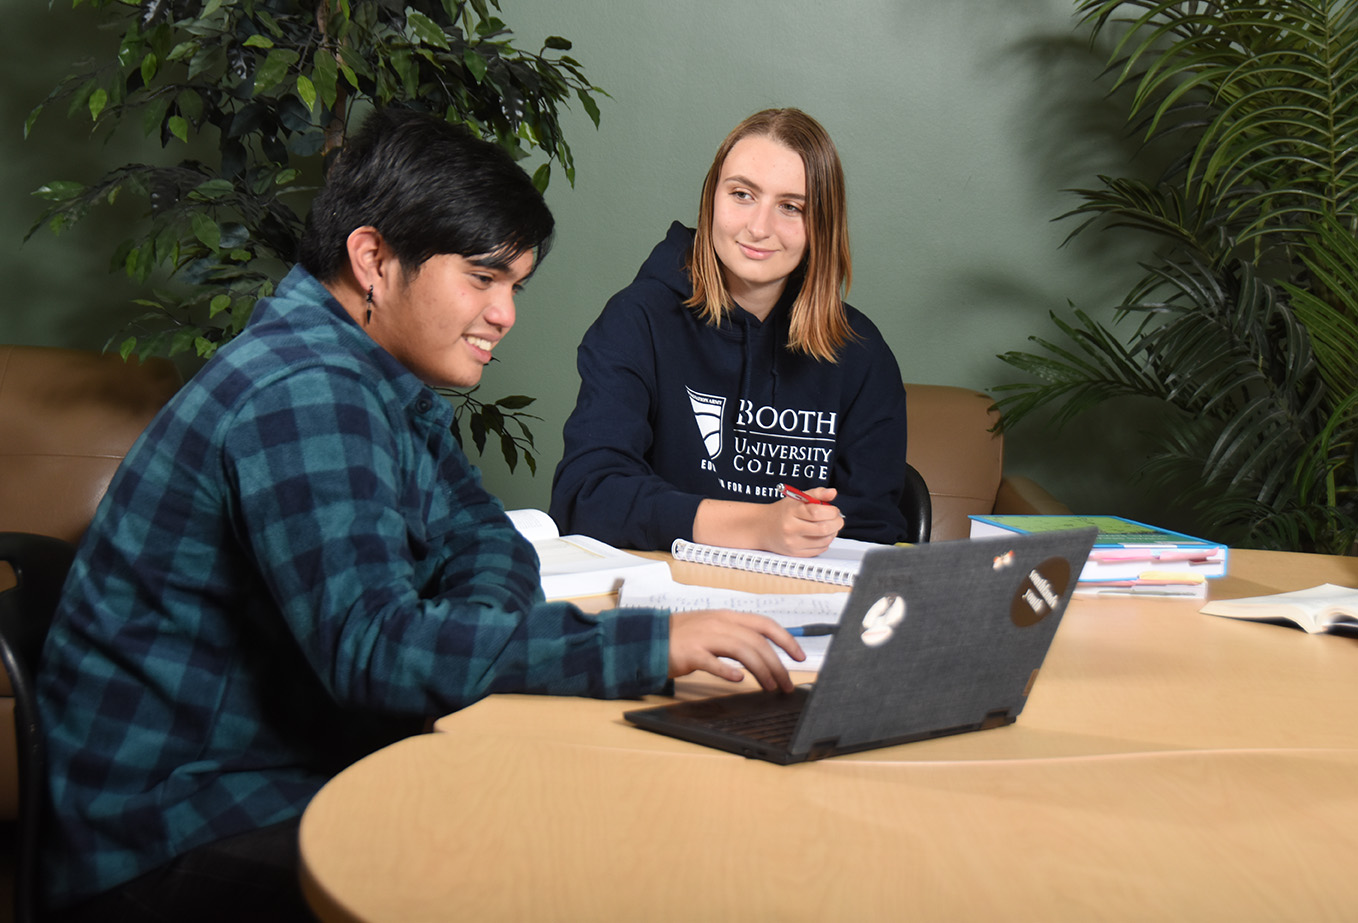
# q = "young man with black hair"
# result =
<box><xmin>38</xmin><ymin>108</ymin><xmax>802</xmax><ymax>922</ymax></box>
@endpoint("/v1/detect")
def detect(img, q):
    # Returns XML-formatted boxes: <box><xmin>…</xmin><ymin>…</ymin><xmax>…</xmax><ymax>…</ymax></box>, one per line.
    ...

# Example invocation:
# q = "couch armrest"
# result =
<box><xmin>994</xmin><ymin>476</ymin><xmax>1070</xmax><ymax>516</ymax></box>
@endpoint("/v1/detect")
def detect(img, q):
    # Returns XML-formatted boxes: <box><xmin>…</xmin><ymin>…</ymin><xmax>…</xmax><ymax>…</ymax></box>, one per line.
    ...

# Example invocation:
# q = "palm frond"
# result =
<box><xmin>1076</xmin><ymin>0</ymin><xmax>1358</xmax><ymax>246</ymax></box>
<box><xmin>999</xmin><ymin>2</ymin><xmax>1358</xmax><ymax>552</ymax></box>
<box><xmin>993</xmin><ymin>308</ymin><xmax>1172</xmax><ymax>430</ymax></box>
<box><xmin>1284</xmin><ymin>212</ymin><xmax>1358</xmax><ymax>402</ymax></box>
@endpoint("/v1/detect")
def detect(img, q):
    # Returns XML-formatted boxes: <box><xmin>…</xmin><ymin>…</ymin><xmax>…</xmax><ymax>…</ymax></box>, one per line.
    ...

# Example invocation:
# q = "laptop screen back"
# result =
<box><xmin>787</xmin><ymin>529</ymin><xmax>1096</xmax><ymax>757</ymax></box>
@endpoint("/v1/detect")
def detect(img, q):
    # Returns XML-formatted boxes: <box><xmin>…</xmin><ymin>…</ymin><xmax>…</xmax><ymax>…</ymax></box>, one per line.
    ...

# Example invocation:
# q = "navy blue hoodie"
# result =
<box><xmin>550</xmin><ymin>222</ymin><xmax>909</xmax><ymax>550</ymax></box>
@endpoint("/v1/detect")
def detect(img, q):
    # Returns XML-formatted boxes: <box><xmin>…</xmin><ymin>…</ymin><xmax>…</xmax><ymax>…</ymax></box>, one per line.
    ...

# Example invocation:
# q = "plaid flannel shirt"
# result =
<box><xmin>37</xmin><ymin>266</ymin><xmax>670</xmax><ymax>908</ymax></box>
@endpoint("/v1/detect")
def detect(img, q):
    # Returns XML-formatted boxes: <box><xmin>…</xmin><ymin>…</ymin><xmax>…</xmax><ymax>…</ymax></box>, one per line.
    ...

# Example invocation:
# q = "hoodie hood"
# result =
<box><xmin>635</xmin><ymin>221</ymin><xmax>803</xmax><ymax>401</ymax></box>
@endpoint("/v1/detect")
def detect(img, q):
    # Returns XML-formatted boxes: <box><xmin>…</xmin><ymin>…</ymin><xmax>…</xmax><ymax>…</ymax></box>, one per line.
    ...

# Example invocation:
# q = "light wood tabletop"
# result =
<box><xmin>300</xmin><ymin>548</ymin><xmax>1358</xmax><ymax>922</ymax></box>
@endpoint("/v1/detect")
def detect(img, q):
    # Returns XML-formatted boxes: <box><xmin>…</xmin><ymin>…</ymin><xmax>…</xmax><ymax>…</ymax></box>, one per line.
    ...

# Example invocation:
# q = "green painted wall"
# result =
<box><xmin>2</xmin><ymin>0</ymin><xmax>1179</xmax><ymax>528</ymax></box>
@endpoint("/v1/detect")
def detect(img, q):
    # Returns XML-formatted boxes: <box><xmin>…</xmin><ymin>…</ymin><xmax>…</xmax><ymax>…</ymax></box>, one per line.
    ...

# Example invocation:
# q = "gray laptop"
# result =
<box><xmin>625</xmin><ymin>528</ymin><xmax>1097</xmax><ymax>764</ymax></box>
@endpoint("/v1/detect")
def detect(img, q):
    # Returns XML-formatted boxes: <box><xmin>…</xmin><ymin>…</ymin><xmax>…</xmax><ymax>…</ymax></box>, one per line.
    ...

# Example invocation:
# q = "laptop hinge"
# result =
<box><xmin>807</xmin><ymin>738</ymin><xmax>840</xmax><ymax>761</ymax></box>
<box><xmin>980</xmin><ymin>709</ymin><xmax>1012</xmax><ymax>730</ymax></box>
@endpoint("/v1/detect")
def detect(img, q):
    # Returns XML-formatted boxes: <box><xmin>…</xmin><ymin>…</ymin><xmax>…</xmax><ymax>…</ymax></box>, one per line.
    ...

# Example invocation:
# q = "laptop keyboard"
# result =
<box><xmin>708</xmin><ymin>701</ymin><xmax>804</xmax><ymax>745</ymax></box>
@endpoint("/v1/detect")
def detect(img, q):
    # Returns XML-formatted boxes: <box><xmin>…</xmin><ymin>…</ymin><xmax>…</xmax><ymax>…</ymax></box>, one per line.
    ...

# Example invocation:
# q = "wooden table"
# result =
<box><xmin>300</xmin><ymin>549</ymin><xmax>1358</xmax><ymax>922</ymax></box>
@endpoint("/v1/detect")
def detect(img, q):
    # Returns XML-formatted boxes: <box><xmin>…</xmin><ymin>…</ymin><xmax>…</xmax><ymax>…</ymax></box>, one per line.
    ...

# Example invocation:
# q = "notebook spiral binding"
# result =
<box><xmin>669</xmin><ymin>540</ymin><xmax>857</xmax><ymax>587</ymax></box>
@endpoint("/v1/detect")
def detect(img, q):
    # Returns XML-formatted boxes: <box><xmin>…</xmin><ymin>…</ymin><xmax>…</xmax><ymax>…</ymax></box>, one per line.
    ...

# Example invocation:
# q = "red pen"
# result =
<box><xmin>778</xmin><ymin>483</ymin><xmax>831</xmax><ymax>505</ymax></box>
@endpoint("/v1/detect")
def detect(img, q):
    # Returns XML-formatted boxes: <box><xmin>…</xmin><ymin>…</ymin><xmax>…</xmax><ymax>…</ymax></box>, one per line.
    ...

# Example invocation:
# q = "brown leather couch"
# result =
<box><xmin>905</xmin><ymin>383</ymin><xmax>1069</xmax><ymax>541</ymax></box>
<box><xmin>0</xmin><ymin>345</ymin><xmax>181</xmax><ymax>818</ymax></box>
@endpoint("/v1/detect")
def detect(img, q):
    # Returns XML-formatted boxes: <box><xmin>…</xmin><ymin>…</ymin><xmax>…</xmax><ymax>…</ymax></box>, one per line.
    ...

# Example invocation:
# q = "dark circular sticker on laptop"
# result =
<box><xmin>1011</xmin><ymin>556</ymin><xmax>1072</xmax><ymax>627</ymax></box>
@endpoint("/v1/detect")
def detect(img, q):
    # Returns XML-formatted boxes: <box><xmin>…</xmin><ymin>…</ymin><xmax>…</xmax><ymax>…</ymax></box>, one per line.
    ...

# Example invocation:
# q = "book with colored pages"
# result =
<box><xmin>968</xmin><ymin>514</ymin><xmax>1226</xmax><ymax>583</ymax></box>
<box><xmin>1200</xmin><ymin>584</ymin><xmax>1358</xmax><ymax>635</ymax></box>
<box><xmin>668</xmin><ymin>536</ymin><xmax>885</xmax><ymax>587</ymax></box>
<box><xmin>505</xmin><ymin>509</ymin><xmax>671</xmax><ymax>600</ymax></box>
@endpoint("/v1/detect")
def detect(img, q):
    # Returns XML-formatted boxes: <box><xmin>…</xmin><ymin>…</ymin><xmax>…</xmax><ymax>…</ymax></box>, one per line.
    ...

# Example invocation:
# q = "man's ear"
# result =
<box><xmin>345</xmin><ymin>226</ymin><xmax>397</xmax><ymax>296</ymax></box>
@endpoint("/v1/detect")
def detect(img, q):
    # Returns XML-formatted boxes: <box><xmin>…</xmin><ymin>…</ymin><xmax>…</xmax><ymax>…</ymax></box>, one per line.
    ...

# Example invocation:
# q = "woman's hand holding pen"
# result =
<box><xmin>692</xmin><ymin>486</ymin><xmax>843</xmax><ymax>557</ymax></box>
<box><xmin>767</xmin><ymin>485</ymin><xmax>842</xmax><ymax>556</ymax></box>
<box><xmin>668</xmin><ymin>610</ymin><xmax>804</xmax><ymax>692</ymax></box>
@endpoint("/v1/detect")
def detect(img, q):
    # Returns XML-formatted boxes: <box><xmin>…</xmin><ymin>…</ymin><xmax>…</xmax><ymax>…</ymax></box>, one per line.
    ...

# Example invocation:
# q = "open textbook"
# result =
<box><xmin>1199</xmin><ymin>584</ymin><xmax>1358</xmax><ymax>635</ymax></box>
<box><xmin>505</xmin><ymin>508</ymin><xmax>670</xmax><ymax>600</ymax></box>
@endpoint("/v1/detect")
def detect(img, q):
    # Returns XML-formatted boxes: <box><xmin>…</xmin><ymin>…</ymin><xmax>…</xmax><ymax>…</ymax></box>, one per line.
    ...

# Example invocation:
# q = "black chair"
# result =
<box><xmin>898</xmin><ymin>463</ymin><xmax>932</xmax><ymax>543</ymax></box>
<box><xmin>0</xmin><ymin>533</ymin><xmax>76</xmax><ymax>923</ymax></box>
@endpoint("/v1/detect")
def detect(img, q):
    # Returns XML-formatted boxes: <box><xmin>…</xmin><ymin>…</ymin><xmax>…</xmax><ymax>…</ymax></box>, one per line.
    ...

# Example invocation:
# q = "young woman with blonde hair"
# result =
<box><xmin>551</xmin><ymin>108</ymin><xmax>909</xmax><ymax>555</ymax></box>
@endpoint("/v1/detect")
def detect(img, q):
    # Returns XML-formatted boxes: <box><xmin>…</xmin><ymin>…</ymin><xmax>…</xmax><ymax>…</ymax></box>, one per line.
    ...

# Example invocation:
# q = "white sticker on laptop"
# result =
<box><xmin>860</xmin><ymin>593</ymin><xmax>906</xmax><ymax>647</ymax></box>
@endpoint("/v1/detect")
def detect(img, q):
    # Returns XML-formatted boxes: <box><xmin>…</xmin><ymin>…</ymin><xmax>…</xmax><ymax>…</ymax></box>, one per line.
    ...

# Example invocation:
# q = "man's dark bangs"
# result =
<box><xmin>404</xmin><ymin>208</ymin><xmax>554</xmax><ymax>272</ymax></box>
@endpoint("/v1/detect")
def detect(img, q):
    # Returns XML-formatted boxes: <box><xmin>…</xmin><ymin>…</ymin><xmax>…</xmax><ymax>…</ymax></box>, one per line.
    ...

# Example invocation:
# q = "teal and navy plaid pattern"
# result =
<box><xmin>37</xmin><ymin>266</ymin><xmax>670</xmax><ymax>908</ymax></box>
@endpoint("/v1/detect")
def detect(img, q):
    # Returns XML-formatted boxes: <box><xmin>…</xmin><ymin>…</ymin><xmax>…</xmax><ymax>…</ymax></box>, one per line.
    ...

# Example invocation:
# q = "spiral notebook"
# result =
<box><xmin>668</xmin><ymin>536</ymin><xmax>885</xmax><ymax>587</ymax></box>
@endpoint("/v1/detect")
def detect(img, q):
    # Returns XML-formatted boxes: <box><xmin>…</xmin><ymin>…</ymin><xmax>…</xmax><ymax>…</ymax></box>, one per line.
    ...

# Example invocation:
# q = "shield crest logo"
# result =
<box><xmin>686</xmin><ymin>387</ymin><xmax>726</xmax><ymax>459</ymax></box>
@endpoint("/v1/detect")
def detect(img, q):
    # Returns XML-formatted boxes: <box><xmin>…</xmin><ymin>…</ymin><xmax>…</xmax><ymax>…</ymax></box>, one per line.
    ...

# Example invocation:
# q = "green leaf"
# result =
<box><xmin>407</xmin><ymin>9</ymin><xmax>451</xmax><ymax>49</ymax></box>
<box><xmin>209</xmin><ymin>294</ymin><xmax>231</xmax><ymax>318</ymax></box>
<box><xmin>187</xmin><ymin>44</ymin><xmax>225</xmax><ymax>83</ymax></box>
<box><xmin>296</xmin><ymin>73</ymin><xmax>317</xmax><ymax>111</ymax></box>
<box><xmin>337</xmin><ymin>45</ymin><xmax>371</xmax><ymax>80</ymax></box>
<box><xmin>23</xmin><ymin>104</ymin><xmax>42</xmax><ymax>140</ymax></box>
<box><xmin>119</xmin><ymin>337</ymin><xmax>137</xmax><ymax>361</ymax></box>
<box><xmin>469</xmin><ymin>411</ymin><xmax>487</xmax><ymax>453</ymax></box>
<box><xmin>243</xmin><ymin>34</ymin><xmax>274</xmax><ymax>49</ymax></box>
<box><xmin>231</xmin><ymin>298</ymin><xmax>254</xmax><ymax>334</ymax></box>
<box><xmin>32</xmin><ymin>181</ymin><xmax>85</xmax><ymax>202</ymax></box>
<box><xmin>463</xmin><ymin>47</ymin><xmax>487</xmax><ymax>83</ymax></box>
<box><xmin>169</xmin><ymin>328</ymin><xmax>199</xmax><ymax>357</ymax></box>
<box><xmin>142</xmin><ymin>95</ymin><xmax>170</xmax><ymax>137</ymax></box>
<box><xmin>312</xmin><ymin>52</ymin><xmax>338</xmax><ymax>106</ymax></box>
<box><xmin>576</xmin><ymin>88</ymin><xmax>600</xmax><ymax>128</ymax></box>
<box><xmin>253</xmin><ymin>49</ymin><xmax>300</xmax><ymax>96</ymax></box>
<box><xmin>389</xmin><ymin>49</ymin><xmax>418</xmax><ymax>98</ymax></box>
<box><xmin>190</xmin><ymin>178</ymin><xmax>235</xmax><ymax>200</ymax></box>
<box><xmin>177</xmin><ymin>89</ymin><xmax>204</xmax><ymax>122</ymax></box>
<box><xmin>495</xmin><ymin>394</ymin><xmax>536</xmax><ymax>410</ymax></box>
<box><xmin>168</xmin><ymin>115</ymin><xmax>189</xmax><ymax>143</ymax></box>
<box><xmin>116</xmin><ymin>32</ymin><xmax>140</xmax><ymax>70</ymax></box>
<box><xmin>191</xmin><ymin>212</ymin><xmax>221</xmax><ymax>250</ymax></box>
<box><xmin>167</xmin><ymin>40</ymin><xmax>198</xmax><ymax>63</ymax></box>
<box><xmin>254</xmin><ymin>10</ymin><xmax>284</xmax><ymax>38</ymax></box>
<box><xmin>499</xmin><ymin>431</ymin><xmax>519</xmax><ymax>472</ymax></box>
<box><xmin>88</xmin><ymin>87</ymin><xmax>107</xmax><ymax>122</ymax></box>
<box><xmin>543</xmin><ymin>36</ymin><xmax>572</xmax><ymax>51</ymax></box>
<box><xmin>140</xmin><ymin>52</ymin><xmax>158</xmax><ymax>86</ymax></box>
<box><xmin>531</xmin><ymin>163</ymin><xmax>549</xmax><ymax>193</ymax></box>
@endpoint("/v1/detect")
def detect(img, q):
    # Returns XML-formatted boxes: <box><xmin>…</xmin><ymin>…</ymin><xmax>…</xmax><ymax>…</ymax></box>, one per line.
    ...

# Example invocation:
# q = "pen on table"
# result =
<box><xmin>778</xmin><ymin>483</ymin><xmax>830</xmax><ymax>505</ymax></box>
<box><xmin>787</xmin><ymin>623</ymin><xmax>837</xmax><ymax>636</ymax></box>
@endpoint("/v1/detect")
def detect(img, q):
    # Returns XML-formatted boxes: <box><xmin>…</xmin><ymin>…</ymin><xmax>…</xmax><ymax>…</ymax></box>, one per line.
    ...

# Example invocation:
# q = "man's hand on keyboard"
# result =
<box><xmin>668</xmin><ymin>611</ymin><xmax>805</xmax><ymax>692</ymax></box>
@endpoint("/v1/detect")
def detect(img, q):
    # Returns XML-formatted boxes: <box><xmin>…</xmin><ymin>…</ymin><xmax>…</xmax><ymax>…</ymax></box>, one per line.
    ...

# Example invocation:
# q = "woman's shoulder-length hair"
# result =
<box><xmin>685</xmin><ymin>108</ymin><xmax>855</xmax><ymax>362</ymax></box>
